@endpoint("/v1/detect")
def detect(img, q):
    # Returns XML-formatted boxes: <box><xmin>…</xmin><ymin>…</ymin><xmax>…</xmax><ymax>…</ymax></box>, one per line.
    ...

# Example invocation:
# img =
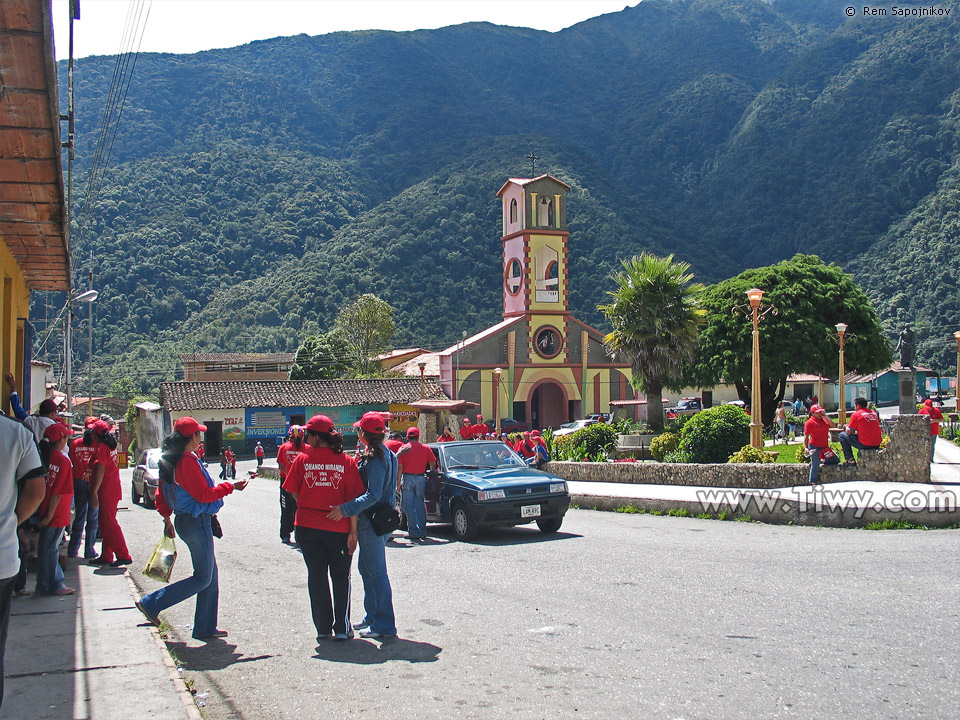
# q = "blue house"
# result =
<box><xmin>839</xmin><ymin>362</ymin><xmax>930</xmax><ymax>408</ymax></box>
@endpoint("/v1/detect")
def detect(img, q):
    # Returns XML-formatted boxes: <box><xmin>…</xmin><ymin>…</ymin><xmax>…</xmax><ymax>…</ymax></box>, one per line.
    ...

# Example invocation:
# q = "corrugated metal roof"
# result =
<box><xmin>179</xmin><ymin>352</ymin><xmax>296</xmax><ymax>364</ymax></box>
<box><xmin>160</xmin><ymin>379</ymin><xmax>448</xmax><ymax>411</ymax></box>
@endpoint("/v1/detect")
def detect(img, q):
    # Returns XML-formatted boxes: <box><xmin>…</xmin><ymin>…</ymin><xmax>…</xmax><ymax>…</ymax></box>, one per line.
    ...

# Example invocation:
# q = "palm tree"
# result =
<box><xmin>599</xmin><ymin>253</ymin><xmax>705</xmax><ymax>430</ymax></box>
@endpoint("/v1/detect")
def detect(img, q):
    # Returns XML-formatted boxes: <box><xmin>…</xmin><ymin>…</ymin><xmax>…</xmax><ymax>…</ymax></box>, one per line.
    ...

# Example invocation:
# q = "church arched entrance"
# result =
<box><xmin>530</xmin><ymin>381</ymin><xmax>568</xmax><ymax>431</ymax></box>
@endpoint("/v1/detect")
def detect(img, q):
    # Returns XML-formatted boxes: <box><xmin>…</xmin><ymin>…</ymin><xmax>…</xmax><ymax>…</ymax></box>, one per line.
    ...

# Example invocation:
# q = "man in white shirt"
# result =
<box><xmin>0</xmin><ymin>413</ymin><xmax>45</xmax><ymax>709</ymax></box>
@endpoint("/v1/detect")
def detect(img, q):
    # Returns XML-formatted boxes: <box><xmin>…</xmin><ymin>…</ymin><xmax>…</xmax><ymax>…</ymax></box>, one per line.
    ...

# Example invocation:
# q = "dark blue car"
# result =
<box><xmin>421</xmin><ymin>441</ymin><xmax>571</xmax><ymax>541</ymax></box>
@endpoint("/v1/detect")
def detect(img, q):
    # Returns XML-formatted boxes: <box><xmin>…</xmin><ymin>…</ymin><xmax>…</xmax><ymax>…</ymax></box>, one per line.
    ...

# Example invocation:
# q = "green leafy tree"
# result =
<box><xmin>599</xmin><ymin>253</ymin><xmax>705</xmax><ymax>430</ymax></box>
<box><xmin>677</xmin><ymin>404</ymin><xmax>751</xmax><ymax>463</ymax></box>
<box><xmin>290</xmin><ymin>332</ymin><xmax>351</xmax><ymax>380</ymax></box>
<box><xmin>333</xmin><ymin>294</ymin><xmax>396</xmax><ymax>375</ymax></box>
<box><xmin>693</xmin><ymin>255</ymin><xmax>891</xmax><ymax>424</ymax></box>
<box><xmin>110</xmin><ymin>377</ymin><xmax>139</xmax><ymax>400</ymax></box>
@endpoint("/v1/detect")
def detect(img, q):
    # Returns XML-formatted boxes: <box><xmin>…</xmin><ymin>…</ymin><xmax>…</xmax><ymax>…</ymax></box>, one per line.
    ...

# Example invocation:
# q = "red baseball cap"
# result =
<box><xmin>91</xmin><ymin>419</ymin><xmax>113</xmax><ymax>435</ymax></box>
<box><xmin>406</xmin><ymin>427</ymin><xmax>420</xmax><ymax>437</ymax></box>
<box><xmin>38</xmin><ymin>398</ymin><xmax>59</xmax><ymax>415</ymax></box>
<box><xmin>174</xmin><ymin>417</ymin><xmax>207</xmax><ymax>436</ymax></box>
<box><xmin>810</xmin><ymin>404</ymin><xmax>824</xmax><ymax>414</ymax></box>
<box><xmin>353</xmin><ymin>411</ymin><xmax>386</xmax><ymax>434</ymax></box>
<box><xmin>84</xmin><ymin>416</ymin><xmax>98</xmax><ymax>428</ymax></box>
<box><xmin>530</xmin><ymin>430</ymin><xmax>541</xmax><ymax>438</ymax></box>
<box><xmin>304</xmin><ymin>415</ymin><xmax>334</xmax><ymax>433</ymax></box>
<box><xmin>44</xmin><ymin>422</ymin><xmax>74</xmax><ymax>443</ymax></box>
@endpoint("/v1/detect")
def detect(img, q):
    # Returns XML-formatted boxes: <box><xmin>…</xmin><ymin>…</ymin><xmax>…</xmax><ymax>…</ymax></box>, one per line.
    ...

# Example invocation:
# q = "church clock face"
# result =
<box><xmin>534</xmin><ymin>326</ymin><xmax>562</xmax><ymax>359</ymax></box>
<box><xmin>505</xmin><ymin>258</ymin><xmax>523</xmax><ymax>295</ymax></box>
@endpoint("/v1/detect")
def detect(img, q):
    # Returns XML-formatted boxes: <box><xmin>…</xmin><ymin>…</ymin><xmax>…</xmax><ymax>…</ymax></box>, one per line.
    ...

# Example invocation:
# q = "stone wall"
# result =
<box><xmin>545</xmin><ymin>415</ymin><xmax>932</xmax><ymax>488</ymax></box>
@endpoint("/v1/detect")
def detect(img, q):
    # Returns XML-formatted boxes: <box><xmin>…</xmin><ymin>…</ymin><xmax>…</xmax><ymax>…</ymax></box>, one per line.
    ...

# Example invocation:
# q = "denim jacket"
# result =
<box><xmin>161</xmin><ymin>456</ymin><xmax>225</xmax><ymax>518</ymax></box>
<box><xmin>340</xmin><ymin>448</ymin><xmax>397</xmax><ymax>517</ymax></box>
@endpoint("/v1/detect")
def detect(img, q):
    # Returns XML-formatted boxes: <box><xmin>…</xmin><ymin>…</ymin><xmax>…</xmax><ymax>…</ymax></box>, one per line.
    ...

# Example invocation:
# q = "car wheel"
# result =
<box><xmin>143</xmin><ymin>487</ymin><xmax>155</xmax><ymax>509</ymax></box>
<box><xmin>451</xmin><ymin>501</ymin><xmax>479</xmax><ymax>541</ymax></box>
<box><xmin>131</xmin><ymin>482</ymin><xmax>141</xmax><ymax>505</ymax></box>
<box><xmin>537</xmin><ymin>517</ymin><xmax>563</xmax><ymax>533</ymax></box>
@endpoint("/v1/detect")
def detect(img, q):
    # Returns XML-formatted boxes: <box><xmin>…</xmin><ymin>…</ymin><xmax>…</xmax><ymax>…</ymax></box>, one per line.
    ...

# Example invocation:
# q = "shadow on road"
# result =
<box><xmin>312</xmin><ymin>638</ymin><xmax>441</xmax><ymax>665</ymax></box>
<box><xmin>166</xmin><ymin>639</ymin><xmax>274</xmax><ymax>671</ymax></box>
<box><xmin>424</xmin><ymin>526</ymin><xmax>582</xmax><ymax>547</ymax></box>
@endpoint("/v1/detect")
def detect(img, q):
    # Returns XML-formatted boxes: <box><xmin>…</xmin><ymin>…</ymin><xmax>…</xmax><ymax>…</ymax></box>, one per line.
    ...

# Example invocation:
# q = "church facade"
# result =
<box><xmin>436</xmin><ymin>175</ymin><xmax>635</xmax><ymax>429</ymax></box>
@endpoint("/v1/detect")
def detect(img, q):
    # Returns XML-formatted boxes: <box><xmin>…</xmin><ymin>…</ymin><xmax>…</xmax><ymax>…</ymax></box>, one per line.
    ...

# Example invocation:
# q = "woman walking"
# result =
<box><xmin>283</xmin><ymin>415</ymin><xmax>364</xmax><ymax>641</ymax></box>
<box><xmin>136</xmin><ymin>417</ymin><xmax>247</xmax><ymax>640</ymax></box>
<box><xmin>88</xmin><ymin>420</ymin><xmax>132</xmax><ymax>568</ymax></box>
<box><xmin>328</xmin><ymin>412</ymin><xmax>398</xmax><ymax>639</ymax></box>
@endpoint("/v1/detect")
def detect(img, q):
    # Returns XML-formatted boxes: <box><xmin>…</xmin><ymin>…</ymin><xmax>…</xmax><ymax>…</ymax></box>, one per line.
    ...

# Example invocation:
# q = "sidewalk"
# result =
<box><xmin>569</xmin><ymin>439</ymin><xmax>960</xmax><ymax>528</ymax></box>
<box><xmin>5</xmin><ymin>557</ymin><xmax>196</xmax><ymax>720</ymax></box>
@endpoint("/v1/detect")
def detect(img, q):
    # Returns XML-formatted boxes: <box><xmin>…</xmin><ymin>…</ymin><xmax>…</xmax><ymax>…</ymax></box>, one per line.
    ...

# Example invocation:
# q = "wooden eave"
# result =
<box><xmin>0</xmin><ymin>0</ymin><xmax>69</xmax><ymax>291</ymax></box>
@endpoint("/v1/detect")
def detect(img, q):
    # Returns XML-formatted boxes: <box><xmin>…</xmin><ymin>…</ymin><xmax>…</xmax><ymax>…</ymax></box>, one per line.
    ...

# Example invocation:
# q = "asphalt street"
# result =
<box><xmin>119</xmin><ymin>459</ymin><xmax>959</xmax><ymax>719</ymax></box>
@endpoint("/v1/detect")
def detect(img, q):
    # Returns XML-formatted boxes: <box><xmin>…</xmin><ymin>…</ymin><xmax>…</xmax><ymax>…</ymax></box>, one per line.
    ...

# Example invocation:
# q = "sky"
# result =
<box><xmin>52</xmin><ymin>0</ymin><xmax>634</xmax><ymax>61</ymax></box>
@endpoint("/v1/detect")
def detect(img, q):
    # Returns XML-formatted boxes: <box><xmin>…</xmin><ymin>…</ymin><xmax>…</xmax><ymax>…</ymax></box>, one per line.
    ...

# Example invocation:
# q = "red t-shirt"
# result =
<box><xmin>848</xmin><ymin>408</ymin><xmax>882</xmax><ymax>446</ymax></box>
<box><xmin>384</xmin><ymin>439</ymin><xmax>404</xmax><ymax>454</ymax></box>
<box><xmin>459</xmin><ymin>423</ymin><xmax>474</xmax><ymax>440</ymax></box>
<box><xmin>282</xmin><ymin>446</ymin><xmax>364</xmax><ymax>532</ymax></box>
<box><xmin>804</xmin><ymin>417</ymin><xmax>831</xmax><ymax>447</ymax></box>
<box><xmin>919</xmin><ymin>405</ymin><xmax>943</xmax><ymax>435</ymax></box>
<box><xmin>40</xmin><ymin>450</ymin><xmax>73</xmax><ymax>527</ymax></box>
<box><xmin>92</xmin><ymin>441</ymin><xmax>120</xmax><ymax>485</ymax></box>
<box><xmin>514</xmin><ymin>439</ymin><xmax>536</xmax><ymax>458</ymax></box>
<box><xmin>255</xmin><ymin>445</ymin><xmax>264</xmax><ymax>457</ymax></box>
<box><xmin>398</xmin><ymin>442</ymin><xmax>436</xmax><ymax>474</ymax></box>
<box><xmin>276</xmin><ymin>441</ymin><xmax>302</xmax><ymax>476</ymax></box>
<box><xmin>69</xmin><ymin>438</ymin><xmax>97</xmax><ymax>480</ymax></box>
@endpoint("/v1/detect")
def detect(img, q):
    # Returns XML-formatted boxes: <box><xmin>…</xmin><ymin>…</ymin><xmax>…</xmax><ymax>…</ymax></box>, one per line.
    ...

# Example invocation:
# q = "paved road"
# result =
<box><xmin>118</xmin><ymin>460</ymin><xmax>959</xmax><ymax>719</ymax></box>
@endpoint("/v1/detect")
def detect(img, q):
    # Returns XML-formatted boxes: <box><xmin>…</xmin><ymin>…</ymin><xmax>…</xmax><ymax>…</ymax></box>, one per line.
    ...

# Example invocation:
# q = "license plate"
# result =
<box><xmin>521</xmin><ymin>504</ymin><xmax>541</xmax><ymax>518</ymax></box>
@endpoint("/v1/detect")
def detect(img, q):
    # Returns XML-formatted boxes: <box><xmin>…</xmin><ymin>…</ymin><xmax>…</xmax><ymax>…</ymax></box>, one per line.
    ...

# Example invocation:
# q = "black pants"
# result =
<box><xmin>294</xmin><ymin>526</ymin><xmax>352</xmax><ymax>637</ymax></box>
<box><xmin>279</xmin><ymin>484</ymin><xmax>298</xmax><ymax>538</ymax></box>
<box><xmin>0</xmin><ymin>574</ymin><xmax>16</xmax><ymax>709</ymax></box>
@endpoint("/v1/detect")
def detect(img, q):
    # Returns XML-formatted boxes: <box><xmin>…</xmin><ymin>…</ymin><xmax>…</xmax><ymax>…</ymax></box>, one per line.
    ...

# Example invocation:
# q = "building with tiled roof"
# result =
<box><xmin>180</xmin><ymin>352</ymin><xmax>296</xmax><ymax>381</ymax></box>
<box><xmin>159</xmin><ymin>379</ymin><xmax>448</xmax><ymax>456</ymax></box>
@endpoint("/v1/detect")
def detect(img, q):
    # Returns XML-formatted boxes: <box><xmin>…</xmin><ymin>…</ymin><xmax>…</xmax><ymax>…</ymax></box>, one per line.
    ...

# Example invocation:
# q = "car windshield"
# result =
<box><xmin>441</xmin><ymin>442</ymin><xmax>527</xmax><ymax>470</ymax></box>
<box><xmin>146</xmin><ymin>451</ymin><xmax>160</xmax><ymax>469</ymax></box>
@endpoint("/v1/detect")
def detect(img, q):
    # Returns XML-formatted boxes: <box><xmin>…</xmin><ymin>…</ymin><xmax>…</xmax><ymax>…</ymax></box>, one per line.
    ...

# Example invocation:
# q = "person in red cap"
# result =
<box><xmin>88</xmin><ymin>420</ymin><xmax>132</xmax><ymax>567</ymax></box>
<box><xmin>136</xmin><ymin>417</ymin><xmax>248</xmax><ymax>640</ymax></box>
<box><xmin>458</xmin><ymin>417</ymin><xmax>474</xmax><ymax>441</ymax></box>
<box><xmin>529</xmin><ymin>430</ymin><xmax>550</xmax><ymax>469</ymax></box>
<box><xmin>67</xmin><ymin>417</ymin><xmax>100</xmax><ymax>559</ymax></box>
<box><xmin>396</xmin><ymin>427</ymin><xmax>437</xmax><ymax>542</ymax></box>
<box><xmin>918</xmin><ymin>398</ymin><xmax>944</xmax><ymax>462</ymax></box>
<box><xmin>803</xmin><ymin>405</ymin><xmax>838</xmax><ymax>485</ymax></box>
<box><xmin>35</xmin><ymin>423</ymin><xmax>75</xmax><ymax>595</ymax></box>
<box><xmin>514</xmin><ymin>431</ymin><xmax>536</xmax><ymax>460</ymax></box>
<box><xmin>277</xmin><ymin>425</ymin><xmax>305</xmax><ymax>545</ymax></box>
<box><xmin>327</xmin><ymin>411</ymin><xmax>397</xmax><ymax>638</ymax></box>
<box><xmin>282</xmin><ymin>415</ymin><xmax>364</xmax><ymax>641</ymax></box>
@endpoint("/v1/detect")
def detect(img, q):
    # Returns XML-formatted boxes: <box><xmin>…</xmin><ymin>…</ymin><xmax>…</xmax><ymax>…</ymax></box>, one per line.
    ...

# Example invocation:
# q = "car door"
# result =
<box><xmin>425</xmin><ymin>446</ymin><xmax>445</xmax><ymax>519</ymax></box>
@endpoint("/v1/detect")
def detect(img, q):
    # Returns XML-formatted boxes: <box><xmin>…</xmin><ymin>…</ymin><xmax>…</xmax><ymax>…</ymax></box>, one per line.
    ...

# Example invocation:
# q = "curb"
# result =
<box><xmin>570</xmin><ymin>492</ymin><xmax>960</xmax><ymax>528</ymax></box>
<box><xmin>123</xmin><ymin>571</ymin><xmax>203</xmax><ymax>720</ymax></box>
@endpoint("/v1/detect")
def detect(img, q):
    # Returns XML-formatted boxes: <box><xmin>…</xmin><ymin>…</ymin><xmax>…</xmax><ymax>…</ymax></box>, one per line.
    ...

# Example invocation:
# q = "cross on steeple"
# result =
<box><xmin>527</xmin><ymin>150</ymin><xmax>540</xmax><ymax>177</ymax></box>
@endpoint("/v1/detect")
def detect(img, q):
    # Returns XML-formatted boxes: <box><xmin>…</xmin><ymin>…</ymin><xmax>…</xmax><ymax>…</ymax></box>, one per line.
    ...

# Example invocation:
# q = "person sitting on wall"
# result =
<box><xmin>838</xmin><ymin>398</ymin><xmax>882</xmax><ymax>465</ymax></box>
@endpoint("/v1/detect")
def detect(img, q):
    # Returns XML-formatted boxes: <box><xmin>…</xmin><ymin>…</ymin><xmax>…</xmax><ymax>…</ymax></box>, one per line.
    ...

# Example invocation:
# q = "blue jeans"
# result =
<box><xmin>401</xmin><ymin>474</ymin><xmax>426</xmax><ymax>538</ymax></box>
<box><xmin>808</xmin><ymin>447</ymin><xmax>839</xmax><ymax>484</ymax></box>
<box><xmin>139</xmin><ymin>513</ymin><xmax>219</xmax><ymax>639</ymax></box>
<box><xmin>36</xmin><ymin>526</ymin><xmax>66</xmax><ymax>594</ymax></box>
<box><xmin>838</xmin><ymin>432</ymin><xmax>880</xmax><ymax>463</ymax></box>
<box><xmin>356</xmin><ymin>516</ymin><xmax>396</xmax><ymax>635</ymax></box>
<box><xmin>68</xmin><ymin>479</ymin><xmax>99</xmax><ymax>558</ymax></box>
<box><xmin>930</xmin><ymin>435</ymin><xmax>937</xmax><ymax>462</ymax></box>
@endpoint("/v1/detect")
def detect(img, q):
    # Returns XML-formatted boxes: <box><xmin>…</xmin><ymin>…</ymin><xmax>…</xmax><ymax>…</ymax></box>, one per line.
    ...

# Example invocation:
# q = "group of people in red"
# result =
<box><xmin>442</xmin><ymin>415</ymin><xmax>549</xmax><ymax>467</ymax></box>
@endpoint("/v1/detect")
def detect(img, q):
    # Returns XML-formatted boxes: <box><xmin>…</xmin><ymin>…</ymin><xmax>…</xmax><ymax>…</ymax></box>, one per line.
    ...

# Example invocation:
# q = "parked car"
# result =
<box><xmin>552</xmin><ymin>419</ymin><xmax>595</xmax><ymax>437</ymax></box>
<box><xmin>584</xmin><ymin>413</ymin><xmax>612</xmax><ymax>423</ymax></box>
<box><xmin>483</xmin><ymin>418</ymin><xmax>529</xmax><ymax>434</ymax></box>
<box><xmin>418</xmin><ymin>441</ymin><xmax>571</xmax><ymax>541</ymax></box>
<box><xmin>132</xmin><ymin>448</ymin><xmax>161</xmax><ymax>509</ymax></box>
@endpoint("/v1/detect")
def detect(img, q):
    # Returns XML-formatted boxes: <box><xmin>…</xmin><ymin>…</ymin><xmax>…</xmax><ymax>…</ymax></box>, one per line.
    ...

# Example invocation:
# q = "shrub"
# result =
<box><xmin>649</xmin><ymin>432</ymin><xmax>679</xmax><ymax>461</ymax></box>
<box><xmin>663</xmin><ymin>449</ymin><xmax>692</xmax><ymax>463</ymax></box>
<box><xmin>728</xmin><ymin>444</ymin><xmax>775</xmax><ymax>463</ymax></box>
<box><xmin>676</xmin><ymin>405</ymin><xmax>750</xmax><ymax>463</ymax></box>
<box><xmin>553</xmin><ymin>423</ymin><xmax>618</xmax><ymax>461</ymax></box>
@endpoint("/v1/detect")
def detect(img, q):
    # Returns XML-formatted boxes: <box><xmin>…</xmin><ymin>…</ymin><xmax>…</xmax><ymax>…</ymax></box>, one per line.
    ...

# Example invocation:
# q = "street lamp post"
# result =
<box><xmin>418</xmin><ymin>360</ymin><xmax>427</xmax><ymax>400</ymax></box>
<box><xmin>65</xmin><ymin>289</ymin><xmax>98</xmax><ymax>413</ymax></box>
<box><xmin>836</xmin><ymin>323</ymin><xmax>847</xmax><ymax>425</ymax></box>
<box><xmin>735</xmin><ymin>288</ymin><xmax>777</xmax><ymax>449</ymax></box>
<box><xmin>493</xmin><ymin>368</ymin><xmax>503</xmax><ymax>436</ymax></box>
<box><xmin>455</xmin><ymin>330</ymin><xmax>467</xmax><ymax>400</ymax></box>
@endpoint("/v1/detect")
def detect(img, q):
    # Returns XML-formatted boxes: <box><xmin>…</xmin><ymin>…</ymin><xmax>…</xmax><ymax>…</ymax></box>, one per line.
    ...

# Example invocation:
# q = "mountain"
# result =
<box><xmin>47</xmin><ymin>0</ymin><xmax>960</xmax><ymax>393</ymax></box>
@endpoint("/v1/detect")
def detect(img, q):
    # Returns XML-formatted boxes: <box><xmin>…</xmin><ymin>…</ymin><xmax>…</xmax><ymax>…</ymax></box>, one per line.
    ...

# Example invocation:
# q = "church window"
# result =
<box><xmin>504</xmin><ymin>258</ymin><xmax>523</xmax><ymax>295</ymax></box>
<box><xmin>534</xmin><ymin>326</ymin><xmax>562</xmax><ymax>359</ymax></box>
<box><xmin>510</xmin><ymin>198</ymin><xmax>517</xmax><ymax>224</ymax></box>
<box><xmin>539</xmin><ymin>196</ymin><xmax>554</xmax><ymax>227</ymax></box>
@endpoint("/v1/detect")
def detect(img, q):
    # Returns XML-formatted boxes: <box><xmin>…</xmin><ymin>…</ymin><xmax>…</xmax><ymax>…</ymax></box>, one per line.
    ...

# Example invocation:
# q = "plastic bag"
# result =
<box><xmin>142</xmin><ymin>534</ymin><xmax>177</xmax><ymax>583</ymax></box>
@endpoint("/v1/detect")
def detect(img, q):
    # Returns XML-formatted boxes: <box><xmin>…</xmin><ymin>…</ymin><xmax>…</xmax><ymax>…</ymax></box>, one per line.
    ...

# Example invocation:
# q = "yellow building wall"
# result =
<box><xmin>514</xmin><ymin>367</ymin><xmax>581</xmax><ymax>403</ymax></box>
<box><xmin>0</xmin><ymin>241</ymin><xmax>32</xmax><ymax>410</ymax></box>
<box><xmin>527</xmin><ymin>234</ymin><xmax>565</xmax><ymax>313</ymax></box>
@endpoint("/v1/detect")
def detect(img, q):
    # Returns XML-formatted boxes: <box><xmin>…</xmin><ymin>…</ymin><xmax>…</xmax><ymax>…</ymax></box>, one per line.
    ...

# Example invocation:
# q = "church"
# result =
<box><xmin>431</xmin><ymin>175</ymin><xmax>636</xmax><ymax>429</ymax></box>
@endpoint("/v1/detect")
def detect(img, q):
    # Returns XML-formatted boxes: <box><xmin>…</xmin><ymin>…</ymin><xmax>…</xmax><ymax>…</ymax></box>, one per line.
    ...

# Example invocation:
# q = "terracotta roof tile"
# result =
<box><xmin>179</xmin><ymin>352</ymin><xmax>295</xmax><ymax>364</ymax></box>
<box><xmin>160</xmin><ymin>379</ymin><xmax>448</xmax><ymax>412</ymax></box>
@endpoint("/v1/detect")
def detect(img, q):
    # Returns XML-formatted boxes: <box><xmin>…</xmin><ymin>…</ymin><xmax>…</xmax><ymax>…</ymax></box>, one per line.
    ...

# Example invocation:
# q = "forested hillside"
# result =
<box><xmin>47</xmin><ymin>0</ymin><xmax>960</xmax><ymax>393</ymax></box>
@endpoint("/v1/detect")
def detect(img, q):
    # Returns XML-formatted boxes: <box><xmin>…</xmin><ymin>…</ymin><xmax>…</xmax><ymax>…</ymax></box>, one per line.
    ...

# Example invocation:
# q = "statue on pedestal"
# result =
<box><xmin>896</xmin><ymin>323</ymin><xmax>916</xmax><ymax>369</ymax></box>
